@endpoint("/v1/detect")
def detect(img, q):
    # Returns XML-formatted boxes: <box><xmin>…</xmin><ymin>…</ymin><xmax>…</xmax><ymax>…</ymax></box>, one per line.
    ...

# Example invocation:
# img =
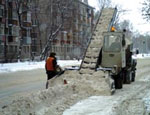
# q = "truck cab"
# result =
<box><xmin>101</xmin><ymin>32</ymin><xmax>126</xmax><ymax>74</ymax></box>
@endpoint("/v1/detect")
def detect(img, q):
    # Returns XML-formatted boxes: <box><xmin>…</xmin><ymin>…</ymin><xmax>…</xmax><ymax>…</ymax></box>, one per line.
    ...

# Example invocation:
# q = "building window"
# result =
<box><xmin>15</xmin><ymin>46</ymin><xmax>17</xmax><ymax>52</ymax></box>
<box><xmin>0</xmin><ymin>45</ymin><xmax>4</xmax><ymax>54</ymax></box>
<box><xmin>9</xmin><ymin>45</ymin><xmax>14</xmax><ymax>52</ymax></box>
<box><xmin>22</xmin><ymin>12</ymin><xmax>31</xmax><ymax>22</ymax></box>
<box><xmin>32</xmin><ymin>18</ymin><xmax>38</xmax><ymax>26</ymax></box>
<box><xmin>8</xmin><ymin>36</ymin><xmax>13</xmax><ymax>42</ymax></box>
<box><xmin>0</xmin><ymin>8</ymin><xmax>4</xmax><ymax>17</ymax></box>
<box><xmin>12</xmin><ymin>26</ymin><xmax>19</xmax><ymax>36</ymax></box>
<box><xmin>12</xmin><ymin>10</ymin><xmax>18</xmax><ymax>19</ymax></box>
<box><xmin>27</xmin><ymin>12</ymin><xmax>31</xmax><ymax>22</ymax></box>
<box><xmin>0</xmin><ymin>25</ymin><xmax>4</xmax><ymax>35</ymax></box>
<box><xmin>22</xmin><ymin>29</ymin><xmax>30</xmax><ymax>37</ymax></box>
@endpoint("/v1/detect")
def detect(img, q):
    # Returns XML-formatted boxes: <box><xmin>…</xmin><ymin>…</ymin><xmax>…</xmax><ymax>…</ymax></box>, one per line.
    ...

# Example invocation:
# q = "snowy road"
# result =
<box><xmin>0</xmin><ymin>59</ymin><xmax>150</xmax><ymax>115</ymax></box>
<box><xmin>0</xmin><ymin>69</ymin><xmax>46</xmax><ymax>107</ymax></box>
<box><xmin>0</xmin><ymin>60</ymin><xmax>81</xmax><ymax>108</ymax></box>
<box><xmin>63</xmin><ymin>59</ymin><xmax>150</xmax><ymax>115</ymax></box>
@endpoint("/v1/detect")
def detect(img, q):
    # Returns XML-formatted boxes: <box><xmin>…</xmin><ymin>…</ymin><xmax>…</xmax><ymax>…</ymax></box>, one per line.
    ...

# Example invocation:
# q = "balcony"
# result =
<box><xmin>22</xmin><ymin>22</ymin><xmax>31</xmax><ymax>27</ymax></box>
<box><xmin>23</xmin><ymin>37</ymin><xmax>31</xmax><ymax>45</ymax></box>
<box><xmin>8</xmin><ymin>26</ymin><xmax>20</xmax><ymax>36</ymax></box>
<box><xmin>0</xmin><ymin>17</ymin><xmax>5</xmax><ymax>24</ymax></box>
<box><xmin>8</xmin><ymin>9</ymin><xmax>18</xmax><ymax>20</ymax></box>
<box><xmin>0</xmin><ymin>6</ymin><xmax>4</xmax><ymax>18</ymax></box>
<box><xmin>8</xmin><ymin>19</ymin><xmax>18</xmax><ymax>26</ymax></box>
<box><xmin>0</xmin><ymin>24</ymin><xmax>4</xmax><ymax>35</ymax></box>
<box><xmin>22</xmin><ymin>12</ymin><xmax>31</xmax><ymax>23</ymax></box>
<box><xmin>31</xmin><ymin>33</ymin><xmax>37</xmax><ymax>38</ymax></box>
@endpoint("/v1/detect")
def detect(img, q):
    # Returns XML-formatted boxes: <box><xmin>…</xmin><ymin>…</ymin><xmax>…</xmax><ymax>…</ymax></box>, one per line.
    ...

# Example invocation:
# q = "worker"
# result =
<box><xmin>45</xmin><ymin>52</ymin><xmax>57</xmax><ymax>89</ymax></box>
<box><xmin>110</xmin><ymin>38</ymin><xmax>121</xmax><ymax>51</ymax></box>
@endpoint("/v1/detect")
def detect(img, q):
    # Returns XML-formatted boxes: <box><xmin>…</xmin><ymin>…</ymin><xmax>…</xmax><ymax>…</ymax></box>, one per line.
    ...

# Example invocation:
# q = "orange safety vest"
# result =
<box><xmin>46</xmin><ymin>57</ymin><xmax>55</xmax><ymax>71</ymax></box>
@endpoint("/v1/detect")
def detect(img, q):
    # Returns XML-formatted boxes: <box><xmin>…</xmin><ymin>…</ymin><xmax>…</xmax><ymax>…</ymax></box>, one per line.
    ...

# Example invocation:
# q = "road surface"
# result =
<box><xmin>0</xmin><ymin>69</ymin><xmax>46</xmax><ymax>107</ymax></box>
<box><xmin>0</xmin><ymin>59</ymin><xmax>150</xmax><ymax>115</ymax></box>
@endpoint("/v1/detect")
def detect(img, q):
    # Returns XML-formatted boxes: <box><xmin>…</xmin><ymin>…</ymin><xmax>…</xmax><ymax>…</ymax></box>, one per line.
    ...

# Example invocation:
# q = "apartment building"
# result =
<box><xmin>0</xmin><ymin>0</ymin><xmax>94</xmax><ymax>62</ymax></box>
<box><xmin>38</xmin><ymin>0</ymin><xmax>94</xmax><ymax>60</ymax></box>
<box><xmin>0</xmin><ymin>0</ymin><xmax>38</xmax><ymax>62</ymax></box>
<box><xmin>0</xmin><ymin>0</ymin><xmax>5</xmax><ymax>61</ymax></box>
<box><xmin>53</xmin><ymin>0</ymin><xmax>94</xmax><ymax>60</ymax></box>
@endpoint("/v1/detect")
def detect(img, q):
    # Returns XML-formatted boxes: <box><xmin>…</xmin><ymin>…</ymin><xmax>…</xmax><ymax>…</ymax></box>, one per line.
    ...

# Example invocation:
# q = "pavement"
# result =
<box><xmin>0</xmin><ymin>69</ymin><xmax>46</xmax><ymax>107</ymax></box>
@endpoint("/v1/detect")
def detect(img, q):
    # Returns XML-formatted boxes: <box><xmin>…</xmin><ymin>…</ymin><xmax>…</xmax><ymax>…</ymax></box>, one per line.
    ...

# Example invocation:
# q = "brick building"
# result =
<box><xmin>54</xmin><ymin>0</ymin><xmax>94</xmax><ymax>59</ymax></box>
<box><xmin>38</xmin><ymin>0</ymin><xmax>94</xmax><ymax>60</ymax></box>
<box><xmin>0</xmin><ymin>0</ymin><xmax>94</xmax><ymax>62</ymax></box>
<box><xmin>0</xmin><ymin>0</ymin><xmax>38</xmax><ymax>62</ymax></box>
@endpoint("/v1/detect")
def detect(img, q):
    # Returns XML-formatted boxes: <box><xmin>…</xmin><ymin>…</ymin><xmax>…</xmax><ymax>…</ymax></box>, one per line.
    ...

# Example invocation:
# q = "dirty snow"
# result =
<box><xmin>0</xmin><ymin>54</ymin><xmax>150</xmax><ymax>115</ymax></box>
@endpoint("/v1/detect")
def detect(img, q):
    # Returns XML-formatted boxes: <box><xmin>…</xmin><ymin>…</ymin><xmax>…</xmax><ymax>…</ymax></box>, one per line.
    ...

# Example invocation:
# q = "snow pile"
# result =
<box><xmin>1</xmin><ymin>57</ymin><xmax>150</xmax><ymax>115</ymax></box>
<box><xmin>143</xmin><ymin>91</ymin><xmax>150</xmax><ymax>113</ymax></box>
<box><xmin>132</xmin><ymin>54</ymin><xmax>150</xmax><ymax>59</ymax></box>
<box><xmin>63</xmin><ymin>96</ymin><xmax>120</xmax><ymax>115</ymax></box>
<box><xmin>0</xmin><ymin>69</ymin><xmax>112</xmax><ymax>115</ymax></box>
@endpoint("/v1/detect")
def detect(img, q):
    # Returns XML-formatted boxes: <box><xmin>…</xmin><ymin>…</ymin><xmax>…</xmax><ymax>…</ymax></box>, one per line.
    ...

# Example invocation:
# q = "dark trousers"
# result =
<box><xmin>46</xmin><ymin>71</ymin><xmax>56</xmax><ymax>89</ymax></box>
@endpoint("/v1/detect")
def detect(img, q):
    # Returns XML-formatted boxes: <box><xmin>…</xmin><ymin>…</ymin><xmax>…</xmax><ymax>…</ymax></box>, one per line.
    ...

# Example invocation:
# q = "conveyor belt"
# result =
<box><xmin>80</xmin><ymin>8</ymin><xmax>117</xmax><ymax>74</ymax></box>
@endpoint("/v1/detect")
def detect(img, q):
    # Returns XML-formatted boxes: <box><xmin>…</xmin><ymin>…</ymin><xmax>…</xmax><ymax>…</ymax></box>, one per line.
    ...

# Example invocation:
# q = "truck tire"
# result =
<box><xmin>122</xmin><ymin>71</ymin><xmax>126</xmax><ymax>84</ymax></box>
<box><xmin>131</xmin><ymin>72</ymin><xmax>135</xmax><ymax>82</ymax></box>
<box><xmin>114</xmin><ymin>74</ymin><xmax>123</xmax><ymax>89</ymax></box>
<box><xmin>126</xmin><ymin>71</ymin><xmax>131</xmax><ymax>84</ymax></box>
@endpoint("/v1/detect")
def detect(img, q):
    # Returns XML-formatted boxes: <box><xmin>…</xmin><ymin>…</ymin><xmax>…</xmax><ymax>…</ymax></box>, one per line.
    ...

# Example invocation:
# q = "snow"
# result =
<box><xmin>1</xmin><ymin>55</ymin><xmax>150</xmax><ymax>115</ymax></box>
<box><xmin>143</xmin><ymin>92</ymin><xmax>150</xmax><ymax>113</ymax></box>
<box><xmin>63</xmin><ymin>96</ymin><xmax>118</xmax><ymax>115</ymax></box>
<box><xmin>0</xmin><ymin>54</ymin><xmax>149</xmax><ymax>73</ymax></box>
<box><xmin>132</xmin><ymin>54</ymin><xmax>150</xmax><ymax>59</ymax></box>
<box><xmin>0</xmin><ymin>60</ymin><xmax>81</xmax><ymax>73</ymax></box>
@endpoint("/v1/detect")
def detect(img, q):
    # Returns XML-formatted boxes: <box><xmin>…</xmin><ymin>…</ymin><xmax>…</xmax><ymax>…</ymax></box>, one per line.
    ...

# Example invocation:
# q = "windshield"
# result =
<box><xmin>103</xmin><ymin>35</ymin><xmax>121</xmax><ymax>52</ymax></box>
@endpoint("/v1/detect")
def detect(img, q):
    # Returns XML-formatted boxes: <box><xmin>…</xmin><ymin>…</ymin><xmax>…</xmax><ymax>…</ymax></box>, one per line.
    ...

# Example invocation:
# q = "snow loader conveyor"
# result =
<box><xmin>79</xmin><ymin>8</ymin><xmax>117</xmax><ymax>93</ymax></box>
<box><xmin>80</xmin><ymin>8</ymin><xmax>117</xmax><ymax>73</ymax></box>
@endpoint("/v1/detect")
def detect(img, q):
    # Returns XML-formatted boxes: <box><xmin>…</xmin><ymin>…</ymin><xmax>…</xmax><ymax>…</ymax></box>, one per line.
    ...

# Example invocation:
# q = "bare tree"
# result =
<box><xmin>30</xmin><ymin>0</ymin><xmax>43</xmax><ymax>60</ymax></box>
<box><xmin>40</xmin><ymin>0</ymin><xmax>73</xmax><ymax>60</ymax></box>
<box><xmin>97</xmin><ymin>0</ymin><xmax>112</xmax><ymax>9</ymax></box>
<box><xmin>14</xmin><ymin>0</ymin><xmax>31</xmax><ymax>61</ymax></box>
<box><xmin>118</xmin><ymin>20</ymin><xmax>133</xmax><ymax>31</ymax></box>
<box><xmin>4</xmin><ymin>0</ymin><xmax>7</xmax><ymax>63</ymax></box>
<box><xmin>142</xmin><ymin>0</ymin><xmax>150</xmax><ymax>22</ymax></box>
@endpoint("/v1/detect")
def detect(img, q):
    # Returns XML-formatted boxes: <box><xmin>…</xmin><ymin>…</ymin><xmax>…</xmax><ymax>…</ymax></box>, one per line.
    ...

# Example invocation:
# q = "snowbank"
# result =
<box><xmin>132</xmin><ymin>54</ymin><xmax>150</xmax><ymax>59</ymax></box>
<box><xmin>0</xmin><ymin>69</ymin><xmax>112</xmax><ymax>115</ymax></box>
<box><xmin>1</xmin><ymin>57</ymin><xmax>150</xmax><ymax>115</ymax></box>
<box><xmin>0</xmin><ymin>60</ymin><xmax>81</xmax><ymax>73</ymax></box>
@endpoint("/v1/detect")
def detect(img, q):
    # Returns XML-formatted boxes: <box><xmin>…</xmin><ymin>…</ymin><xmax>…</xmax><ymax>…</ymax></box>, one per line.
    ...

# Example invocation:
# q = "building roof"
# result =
<box><xmin>76</xmin><ymin>0</ymin><xmax>95</xmax><ymax>9</ymax></box>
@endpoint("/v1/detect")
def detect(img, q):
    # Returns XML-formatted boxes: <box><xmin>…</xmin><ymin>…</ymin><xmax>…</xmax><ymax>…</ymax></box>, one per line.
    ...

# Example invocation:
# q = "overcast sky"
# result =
<box><xmin>88</xmin><ymin>0</ymin><xmax>150</xmax><ymax>34</ymax></box>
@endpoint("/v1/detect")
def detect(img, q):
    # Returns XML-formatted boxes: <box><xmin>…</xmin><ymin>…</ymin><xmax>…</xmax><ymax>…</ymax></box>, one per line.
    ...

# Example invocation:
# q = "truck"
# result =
<box><xmin>96</xmin><ymin>30</ymin><xmax>137</xmax><ymax>89</ymax></box>
<box><xmin>79</xmin><ymin>8</ymin><xmax>137</xmax><ymax>91</ymax></box>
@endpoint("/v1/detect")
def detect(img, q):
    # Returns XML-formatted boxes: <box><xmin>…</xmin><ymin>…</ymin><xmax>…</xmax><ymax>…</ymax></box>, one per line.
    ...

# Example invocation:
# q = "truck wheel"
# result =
<box><xmin>122</xmin><ymin>71</ymin><xmax>126</xmax><ymax>84</ymax></box>
<box><xmin>114</xmin><ymin>74</ymin><xmax>123</xmax><ymax>89</ymax></box>
<box><xmin>131</xmin><ymin>72</ymin><xmax>135</xmax><ymax>82</ymax></box>
<box><xmin>126</xmin><ymin>71</ymin><xmax>131</xmax><ymax>84</ymax></box>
